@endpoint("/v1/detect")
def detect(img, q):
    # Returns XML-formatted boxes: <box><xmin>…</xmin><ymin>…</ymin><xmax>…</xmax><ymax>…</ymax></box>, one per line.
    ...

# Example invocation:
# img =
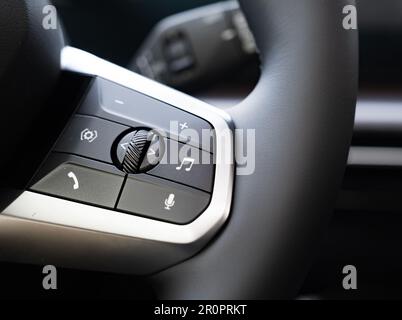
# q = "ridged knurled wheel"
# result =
<box><xmin>121</xmin><ymin>129</ymin><xmax>150</xmax><ymax>174</ymax></box>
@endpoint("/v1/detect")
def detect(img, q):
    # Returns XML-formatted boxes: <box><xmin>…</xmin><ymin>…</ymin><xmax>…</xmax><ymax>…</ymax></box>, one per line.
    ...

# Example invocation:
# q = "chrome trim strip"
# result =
<box><xmin>348</xmin><ymin>146</ymin><xmax>402</xmax><ymax>167</ymax></box>
<box><xmin>1</xmin><ymin>47</ymin><xmax>233</xmax><ymax>273</ymax></box>
<box><xmin>354</xmin><ymin>98</ymin><xmax>402</xmax><ymax>134</ymax></box>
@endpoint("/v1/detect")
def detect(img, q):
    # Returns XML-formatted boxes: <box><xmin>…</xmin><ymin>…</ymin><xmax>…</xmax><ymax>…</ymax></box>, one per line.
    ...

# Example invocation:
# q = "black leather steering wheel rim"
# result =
<box><xmin>153</xmin><ymin>0</ymin><xmax>358</xmax><ymax>299</ymax></box>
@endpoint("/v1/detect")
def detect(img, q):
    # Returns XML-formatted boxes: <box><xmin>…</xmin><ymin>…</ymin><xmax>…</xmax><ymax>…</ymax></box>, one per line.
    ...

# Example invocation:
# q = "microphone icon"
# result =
<box><xmin>164</xmin><ymin>193</ymin><xmax>176</xmax><ymax>210</ymax></box>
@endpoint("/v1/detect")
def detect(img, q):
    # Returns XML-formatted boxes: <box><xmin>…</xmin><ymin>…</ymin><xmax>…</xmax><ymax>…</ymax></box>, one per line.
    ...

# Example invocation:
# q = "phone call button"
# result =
<box><xmin>31</xmin><ymin>163</ymin><xmax>124</xmax><ymax>208</ymax></box>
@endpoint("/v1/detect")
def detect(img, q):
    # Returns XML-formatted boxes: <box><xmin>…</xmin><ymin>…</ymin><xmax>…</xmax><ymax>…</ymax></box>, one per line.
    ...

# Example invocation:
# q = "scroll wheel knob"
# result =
<box><xmin>121</xmin><ymin>129</ymin><xmax>150</xmax><ymax>174</ymax></box>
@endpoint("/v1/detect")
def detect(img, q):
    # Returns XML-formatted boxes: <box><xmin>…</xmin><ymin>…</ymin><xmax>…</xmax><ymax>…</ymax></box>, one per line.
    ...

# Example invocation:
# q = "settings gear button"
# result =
<box><xmin>54</xmin><ymin>115</ymin><xmax>129</xmax><ymax>164</ymax></box>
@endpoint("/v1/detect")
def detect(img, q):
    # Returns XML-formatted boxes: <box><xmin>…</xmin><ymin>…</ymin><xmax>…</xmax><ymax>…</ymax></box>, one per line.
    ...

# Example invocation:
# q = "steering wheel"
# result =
<box><xmin>0</xmin><ymin>0</ymin><xmax>357</xmax><ymax>299</ymax></box>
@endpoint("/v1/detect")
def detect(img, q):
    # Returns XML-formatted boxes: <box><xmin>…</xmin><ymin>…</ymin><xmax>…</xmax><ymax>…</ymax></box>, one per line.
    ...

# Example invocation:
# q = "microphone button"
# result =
<box><xmin>117</xmin><ymin>175</ymin><xmax>211</xmax><ymax>224</ymax></box>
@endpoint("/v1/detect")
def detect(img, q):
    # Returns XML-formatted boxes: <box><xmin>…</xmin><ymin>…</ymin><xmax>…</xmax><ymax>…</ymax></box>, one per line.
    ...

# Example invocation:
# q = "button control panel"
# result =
<box><xmin>79</xmin><ymin>78</ymin><xmax>215</xmax><ymax>153</ymax></box>
<box><xmin>29</xmin><ymin>77</ymin><xmax>216</xmax><ymax>225</ymax></box>
<box><xmin>147</xmin><ymin>139</ymin><xmax>214</xmax><ymax>192</ymax></box>
<box><xmin>117</xmin><ymin>175</ymin><xmax>210</xmax><ymax>224</ymax></box>
<box><xmin>54</xmin><ymin>115</ymin><xmax>129</xmax><ymax>164</ymax></box>
<box><xmin>31</xmin><ymin>154</ymin><xmax>125</xmax><ymax>209</ymax></box>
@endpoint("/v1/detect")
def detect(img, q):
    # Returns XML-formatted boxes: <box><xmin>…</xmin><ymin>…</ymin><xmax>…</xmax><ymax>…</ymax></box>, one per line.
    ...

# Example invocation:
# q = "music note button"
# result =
<box><xmin>147</xmin><ymin>142</ymin><xmax>214</xmax><ymax>193</ymax></box>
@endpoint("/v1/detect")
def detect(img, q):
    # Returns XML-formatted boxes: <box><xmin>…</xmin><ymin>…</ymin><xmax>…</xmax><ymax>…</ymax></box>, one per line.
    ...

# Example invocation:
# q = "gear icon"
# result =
<box><xmin>80</xmin><ymin>128</ymin><xmax>98</xmax><ymax>143</ymax></box>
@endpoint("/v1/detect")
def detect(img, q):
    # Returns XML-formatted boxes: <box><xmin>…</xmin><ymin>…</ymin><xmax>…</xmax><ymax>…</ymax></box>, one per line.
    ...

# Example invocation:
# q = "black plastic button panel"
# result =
<box><xmin>117</xmin><ymin>175</ymin><xmax>210</xmax><ymax>224</ymax></box>
<box><xmin>29</xmin><ymin>78</ymin><xmax>216</xmax><ymax>224</ymax></box>
<box><xmin>30</xmin><ymin>154</ymin><xmax>125</xmax><ymax>209</ymax></box>
<box><xmin>30</xmin><ymin>153</ymin><xmax>211</xmax><ymax>224</ymax></box>
<box><xmin>54</xmin><ymin>114</ymin><xmax>129</xmax><ymax>164</ymax></box>
<box><xmin>79</xmin><ymin>78</ymin><xmax>214</xmax><ymax>153</ymax></box>
<box><xmin>146</xmin><ymin>138</ymin><xmax>214</xmax><ymax>192</ymax></box>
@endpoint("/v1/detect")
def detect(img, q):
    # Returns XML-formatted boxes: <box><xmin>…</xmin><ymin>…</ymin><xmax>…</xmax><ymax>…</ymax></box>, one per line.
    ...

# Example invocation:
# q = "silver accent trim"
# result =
<box><xmin>1</xmin><ymin>47</ymin><xmax>234</xmax><ymax>273</ymax></box>
<box><xmin>348</xmin><ymin>146</ymin><xmax>402</xmax><ymax>167</ymax></box>
<box><xmin>354</xmin><ymin>97</ymin><xmax>402</xmax><ymax>134</ymax></box>
<box><xmin>348</xmin><ymin>97</ymin><xmax>402</xmax><ymax>167</ymax></box>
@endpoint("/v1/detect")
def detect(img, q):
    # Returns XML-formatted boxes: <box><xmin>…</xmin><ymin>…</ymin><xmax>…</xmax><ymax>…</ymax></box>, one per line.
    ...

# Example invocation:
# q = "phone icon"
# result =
<box><xmin>67</xmin><ymin>171</ymin><xmax>79</xmax><ymax>190</ymax></box>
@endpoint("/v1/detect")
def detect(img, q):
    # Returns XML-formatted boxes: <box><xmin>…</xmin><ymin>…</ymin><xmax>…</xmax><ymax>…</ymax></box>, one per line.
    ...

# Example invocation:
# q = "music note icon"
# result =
<box><xmin>176</xmin><ymin>157</ymin><xmax>195</xmax><ymax>172</ymax></box>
